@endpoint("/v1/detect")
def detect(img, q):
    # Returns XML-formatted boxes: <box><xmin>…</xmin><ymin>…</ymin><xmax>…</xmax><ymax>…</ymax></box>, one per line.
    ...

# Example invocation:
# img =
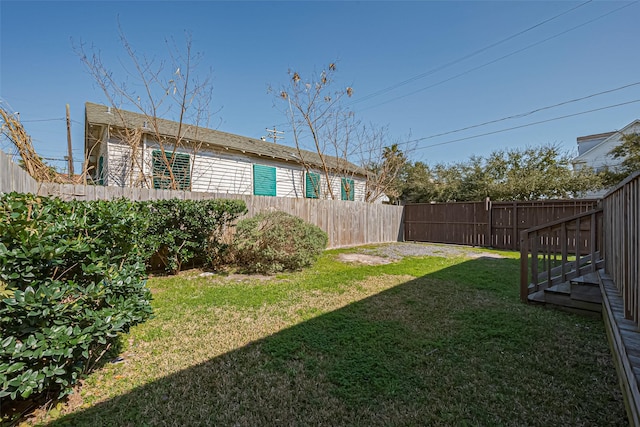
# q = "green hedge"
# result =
<box><xmin>232</xmin><ymin>211</ymin><xmax>328</xmax><ymax>274</ymax></box>
<box><xmin>142</xmin><ymin>199</ymin><xmax>247</xmax><ymax>274</ymax></box>
<box><xmin>0</xmin><ymin>194</ymin><xmax>152</xmax><ymax>400</ymax></box>
<box><xmin>0</xmin><ymin>194</ymin><xmax>246</xmax><ymax>401</ymax></box>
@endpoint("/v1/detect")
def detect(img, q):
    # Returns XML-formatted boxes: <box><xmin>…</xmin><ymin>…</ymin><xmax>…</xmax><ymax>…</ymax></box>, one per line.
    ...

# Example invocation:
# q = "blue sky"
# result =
<box><xmin>1</xmin><ymin>0</ymin><xmax>639</xmax><ymax>173</ymax></box>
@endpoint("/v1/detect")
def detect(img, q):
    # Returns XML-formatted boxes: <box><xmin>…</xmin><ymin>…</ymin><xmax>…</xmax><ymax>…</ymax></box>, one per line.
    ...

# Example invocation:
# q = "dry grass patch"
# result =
<box><xmin>19</xmin><ymin>245</ymin><xmax>627</xmax><ymax>426</ymax></box>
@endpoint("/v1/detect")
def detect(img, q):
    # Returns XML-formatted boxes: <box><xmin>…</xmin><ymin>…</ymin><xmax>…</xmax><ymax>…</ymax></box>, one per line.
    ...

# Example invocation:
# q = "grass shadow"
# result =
<box><xmin>48</xmin><ymin>257</ymin><xmax>626</xmax><ymax>426</ymax></box>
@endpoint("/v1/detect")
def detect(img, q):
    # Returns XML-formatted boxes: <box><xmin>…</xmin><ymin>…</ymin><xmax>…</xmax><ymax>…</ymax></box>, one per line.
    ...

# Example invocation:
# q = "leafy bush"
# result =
<box><xmin>0</xmin><ymin>194</ymin><xmax>153</xmax><ymax>400</ymax></box>
<box><xmin>232</xmin><ymin>211</ymin><xmax>327</xmax><ymax>273</ymax></box>
<box><xmin>0</xmin><ymin>194</ymin><xmax>246</xmax><ymax>402</ymax></box>
<box><xmin>142</xmin><ymin>199</ymin><xmax>247</xmax><ymax>273</ymax></box>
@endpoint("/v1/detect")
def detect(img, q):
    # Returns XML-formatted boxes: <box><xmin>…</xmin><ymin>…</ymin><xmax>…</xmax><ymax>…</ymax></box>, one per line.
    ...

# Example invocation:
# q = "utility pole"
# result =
<box><xmin>264</xmin><ymin>126</ymin><xmax>284</xmax><ymax>144</ymax></box>
<box><xmin>65</xmin><ymin>104</ymin><xmax>74</xmax><ymax>176</ymax></box>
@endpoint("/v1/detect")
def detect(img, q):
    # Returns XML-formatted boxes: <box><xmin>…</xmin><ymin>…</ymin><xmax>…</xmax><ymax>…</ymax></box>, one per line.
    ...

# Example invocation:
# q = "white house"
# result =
<box><xmin>572</xmin><ymin>119</ymin><xmax>640</xmax><ymax>173</ymax></box>
<box><xmin>84</xmin><ymin>102</ymin><xmax>369</xmax><ymax>201</ymax></box>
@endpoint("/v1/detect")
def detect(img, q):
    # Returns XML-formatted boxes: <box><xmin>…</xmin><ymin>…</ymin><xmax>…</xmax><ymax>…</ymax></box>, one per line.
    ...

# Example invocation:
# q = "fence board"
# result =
<box><xmin>1</xmin><ymin>150</ymin><xmax>402</xmax><ymax>249</ymax></box>
<box><xmin>405</xmin><ymin>199</ymin><xmax>600</xmax><ymax>250</ymax></box>
<box><xmin>0</xmin><ymin>150</ymin><xmax>39</xmax><ymax>195</ymax></box>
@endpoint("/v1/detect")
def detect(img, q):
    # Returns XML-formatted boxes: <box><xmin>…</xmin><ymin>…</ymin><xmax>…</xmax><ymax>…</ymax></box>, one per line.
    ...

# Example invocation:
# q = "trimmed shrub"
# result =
<box><xmin>141</xmin><ymin>199</ymin><xmax>247</xmax><ymax>273</ymax></box>
<box><xmin>232</xmin><ymin>211</ymin><xmax>328</xmax><ymax>273</ymax></box>
<box><xmin>0</xmin><ymin>194</ymin><xmax>153</xmax><ymax>400</ymax></box>
<box><xmin>0</xmin><ymin>194</ymin><xmax>246</xmax><ymax>401</ymax></box>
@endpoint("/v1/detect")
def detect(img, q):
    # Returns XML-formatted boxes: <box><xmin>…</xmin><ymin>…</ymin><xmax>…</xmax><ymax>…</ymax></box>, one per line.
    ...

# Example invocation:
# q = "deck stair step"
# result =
<box><xmin>570</xmin><ymin>271</ymin><xmax>601</xmax><ymax>287</ymax></box>
<box><xmin>528</xmin><ymin>273</ymin><xmax>603</xmax><ymax>315</ymax></box>
<box><xmin>570</xmin><ymin>283</ymin><xmax>602</xmax><ymax>304</ymax></box>
<box><xmin>527</xmin><ymin>289</ymin><xmax>546</xmax><ymax>305</ymax></box>
<box><xmin>545</xmin><ymin>282</ymin><xmax>570</xmax><ymax>295</ymax></box>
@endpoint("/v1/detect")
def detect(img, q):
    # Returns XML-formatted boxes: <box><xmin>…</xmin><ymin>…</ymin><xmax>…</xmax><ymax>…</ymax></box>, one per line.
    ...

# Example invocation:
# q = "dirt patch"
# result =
<box><xmin>224</xmin><ymin>273</ymin><xmax>274</xmax><ymax>282</ymax></box>
<box><xmin>337</xmin><ymin>253</ymin><xmax>393</xmax><ymax>265</ymax></box>
<box><xmin>338</xmin><ymin>242</ymin><xmax>507</xmax><ymax>264</ymax></box>
<box><xmin>197</xmin><ymin>271</ymin><xmax>274</xmax><ymax>282</ymax></box>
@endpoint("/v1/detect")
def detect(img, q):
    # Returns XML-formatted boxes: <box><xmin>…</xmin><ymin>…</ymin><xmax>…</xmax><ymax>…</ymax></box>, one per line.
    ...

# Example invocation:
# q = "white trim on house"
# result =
<box><xmin>573</xmin><ymin>119</ymin><xmax>640</xmax><ymax>172</ymax></box>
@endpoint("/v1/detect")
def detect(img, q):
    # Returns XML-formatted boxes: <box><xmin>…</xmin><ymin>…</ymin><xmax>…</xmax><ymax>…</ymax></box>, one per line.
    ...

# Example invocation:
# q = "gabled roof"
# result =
<box><xmin>85</xmin><ymin>102</ymin><xmax>365</xmax><ymax>175</ymax></box>
<box><xmin>573</xmin><ymin>119</ymin><xmax>640</xmax><ymax>162</ymax></box>
<box><xmin>576</xmin><ymin>131</ymin><xmax>616</xmax><ymax>143</ymax></box>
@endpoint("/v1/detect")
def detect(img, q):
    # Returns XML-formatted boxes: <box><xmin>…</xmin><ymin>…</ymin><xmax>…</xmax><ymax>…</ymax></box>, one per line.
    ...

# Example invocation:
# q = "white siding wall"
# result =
<box><xmin>106</xmin><ymin>139</ymin><xmax>132</xmax><ymax>187</ymax></box>
<box><xmin>574</xmin><ymin>122</ymin><xmax>640</xmax><ymax>172</ymax></box>
<box><xmin>326</xmin><ymin>175</ymin><xmax>342</xmax><ymax>199</ymax></box>
<box><xmin>354</xmin><ymin>177</ymin><xmax>367</xmax><ymax>202</ymax></box>
<box><xmin>321</xmin><ymin>172</ymin><xmax>367</xmax><ymax>202</ymax></box>
<box><xmin>105</xmin><ymin>137</ymin><xmax>146</xmax><ymax>187</ymax></box>
<box><xmin>276</xmin><ymin>166</ymin><xmax>304</xmax><ymax>198</ymax></box>
<box><xmin>191</xmin><ymin>150</ymin><xmax>253</xmax><ymax>194</ymax></box>
<box><xmin>106</xmin><ymin>139</ymin><xmax>372</xmax><ymax>201</ymax></box>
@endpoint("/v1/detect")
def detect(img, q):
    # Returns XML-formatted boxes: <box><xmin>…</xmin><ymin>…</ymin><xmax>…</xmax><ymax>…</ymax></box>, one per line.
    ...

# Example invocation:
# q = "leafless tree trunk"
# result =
<box><xmin>357</xmin><ymin>126</ymin><xmax>412</xmax><ymax>203</ymax></box>
<box><xmin>74</xmin><ymin>24</ymin><xmax>214</xmax><ymax>190</ymax></box>
<box><xmin>273</xmin><ymin>64</ymin><xmax>357</xmax><ymax>199</ymax></box>
<box><xmin>272</xmin><ymin>63</ymin><xmax>410</xmax><ymax>202</ymax></box>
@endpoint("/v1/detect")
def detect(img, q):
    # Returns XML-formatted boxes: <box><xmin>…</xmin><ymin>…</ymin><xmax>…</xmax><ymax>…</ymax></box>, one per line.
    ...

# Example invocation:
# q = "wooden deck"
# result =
<box><xmin>520</xmin><ymin>173</ymin><xmax>640</xmax><ymax>425</ymax></box>
<box><xmin>601</xmin><ymin>271</ymin><xmax>640</xmax><ymax>427</ymax></box>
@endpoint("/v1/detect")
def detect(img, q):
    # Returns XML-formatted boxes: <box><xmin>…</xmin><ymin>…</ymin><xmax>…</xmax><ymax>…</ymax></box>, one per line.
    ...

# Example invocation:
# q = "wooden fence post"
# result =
<box><xmin>520</xmin><ymin>229</ymin><xmax>530</xmax><ymax>302</ymax></box>
<box><xmin>512</xmin><ymin>201</ymin><xmax>518</xmax><ymax>251</ymax></box>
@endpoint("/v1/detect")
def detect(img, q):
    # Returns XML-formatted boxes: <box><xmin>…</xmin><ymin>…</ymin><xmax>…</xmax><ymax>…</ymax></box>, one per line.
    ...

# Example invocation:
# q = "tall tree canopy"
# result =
<box><xmin>604</xmin><ymin>132</ymin><xmax>640</xmax><ymax>184</ymax></box>
<box><xmin>401</xmin><ymin>145</ymin><xmax>604</xmax><ymax>203</ymax></box>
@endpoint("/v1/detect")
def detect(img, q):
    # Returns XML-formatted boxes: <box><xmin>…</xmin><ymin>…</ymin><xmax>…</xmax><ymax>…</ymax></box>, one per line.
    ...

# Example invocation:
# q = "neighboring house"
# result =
<box><xmin>572</xmin><ymin>119</ymin><xmax>640</xmax><ymax>173</ymax></box>
<box><xmin>84</xmin><ymin>102</ymin><xmax>369</xmax><ymax>201</ymax></box>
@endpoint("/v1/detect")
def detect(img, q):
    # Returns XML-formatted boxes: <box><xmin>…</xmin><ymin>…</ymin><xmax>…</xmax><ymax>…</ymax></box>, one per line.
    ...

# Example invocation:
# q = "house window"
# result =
<box><xmin>152</xmin><ymin>150</ymin><xmax>191</xmax><ymax>190</ymax></box>
<box><xmin>305</xmin><ymin>172</ymin><xmax>321</xmax><ymax>199</ymax></box>
<box><xmin>341</xmin><ymin>178</ymin><xmax>355</xmax><ymax>201</ymax></box>
<box><xmin>253</xmin><ymin>164</ymin><xmax>276</xmax><ymax>196</ymax></box>
<box><xmin>97</xmin><ymin>156</ymin><xmax>104</xmax><ymax>185</ymax></box>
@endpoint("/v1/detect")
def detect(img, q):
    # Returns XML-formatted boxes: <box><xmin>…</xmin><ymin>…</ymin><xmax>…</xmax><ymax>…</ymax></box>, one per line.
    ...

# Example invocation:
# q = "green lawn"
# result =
<box><xmin>32</xmin><ymin>244</ymin><xmax>625</xmax><ymax>426</ymax></box>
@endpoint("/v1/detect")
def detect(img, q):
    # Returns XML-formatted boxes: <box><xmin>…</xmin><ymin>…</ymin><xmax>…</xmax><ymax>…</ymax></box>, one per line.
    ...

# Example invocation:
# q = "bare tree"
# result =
<box><xmin>358</xmin><ymin>126</ymin><xmax>409</xmax><ymax>203</ymax></box>
<box><xmin>74</xmin><ymin>24</ymin><xmax>214</xmax><ymax>189</ymax></box>
<box><xmin>272</xmin><ymin>63</ymin><xmax>359</xmax><ymax>199</ymax></box>
<box><xmin>272</xmin><ymin>63</ymin><xmax>411</xmax><ymax>202</ymax></box>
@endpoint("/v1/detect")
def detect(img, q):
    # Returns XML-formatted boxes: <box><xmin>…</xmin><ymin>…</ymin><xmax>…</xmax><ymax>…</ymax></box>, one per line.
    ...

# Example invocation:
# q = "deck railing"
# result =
<box><xmin>520</xmin><ymin>207</ymin><xmax>603</xmax><ymax>302</ymax></box>
<box><xmin>602</xmin><ymin>171</ymin><xmax>640</xmax><ymax>323</ymax></box>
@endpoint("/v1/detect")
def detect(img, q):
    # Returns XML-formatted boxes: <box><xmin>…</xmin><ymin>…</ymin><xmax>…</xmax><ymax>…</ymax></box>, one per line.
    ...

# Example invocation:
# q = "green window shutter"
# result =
<box><xmin>305</xmin><ymin>172</ymin><xmax>321</xmax><ymax>199</ymax></box>
<box><xmin>253</xmin><ymin>164</ymin><xmax>276</xmax><ymax>196</ymax></box>
<box><xmin>341</xmin><ymin>178</ymin><xmax>355</xmax><ymax>201</ymax></box>
<box><xmin>152</xmin><ymin>150</ymin><xmax>191</xmax><ymax>190</ymax></box>
<box><xmin>97</xmin><ymin>156</ymin><xmax>104</xmax><ymax>185</ymax></box>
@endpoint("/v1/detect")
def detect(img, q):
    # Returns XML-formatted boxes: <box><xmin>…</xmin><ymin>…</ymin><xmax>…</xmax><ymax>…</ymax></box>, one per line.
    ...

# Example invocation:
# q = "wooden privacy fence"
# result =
<box><xmin>0</xmin><ymin>150</ymin><xmax>40</xmax><ymax>194</ymax></box>
<box><xmin>404</xmin><ymin>201</ymin><xmax>488</xmax><ymax>246</ymax></box>
<box><xmin>0</xmin><ymin>150</ymin><xmax>403</xmax><ymax>249</ymax></box>
<box><xmin>602</xmin><ymin>171</ymin><xmax>640</xmax><ymax>323</ymax></box>
<box><xmin>404</xmin><ymin>199</ymin><xmax>600</xmax><ymax>251</ymax></box>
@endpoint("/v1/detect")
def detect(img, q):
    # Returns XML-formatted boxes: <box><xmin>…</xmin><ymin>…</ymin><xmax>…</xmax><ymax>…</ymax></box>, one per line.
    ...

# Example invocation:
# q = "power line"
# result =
<box><xmin>358</xmin><ymin>1</ymin><xmax>638</xmax><ymax>112</ymax></box>
<box><xmin>20</xmin><ymin>118</ymin><xmax>65</xmax><ymax>123</ymax></box>
<box><xmin>410</xmin><ymin>99</ymin><xmax>640</xmax><ymax>152</ymax></box>
<box><xmin>392</xmin><ymin>81</ymin><xmax>640</xmax><ymax>146</ymax></box>
<box><xmin>351</xmin><ymin>0</ymin><xmax>593</xmax><ymax>106</ymax></box>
